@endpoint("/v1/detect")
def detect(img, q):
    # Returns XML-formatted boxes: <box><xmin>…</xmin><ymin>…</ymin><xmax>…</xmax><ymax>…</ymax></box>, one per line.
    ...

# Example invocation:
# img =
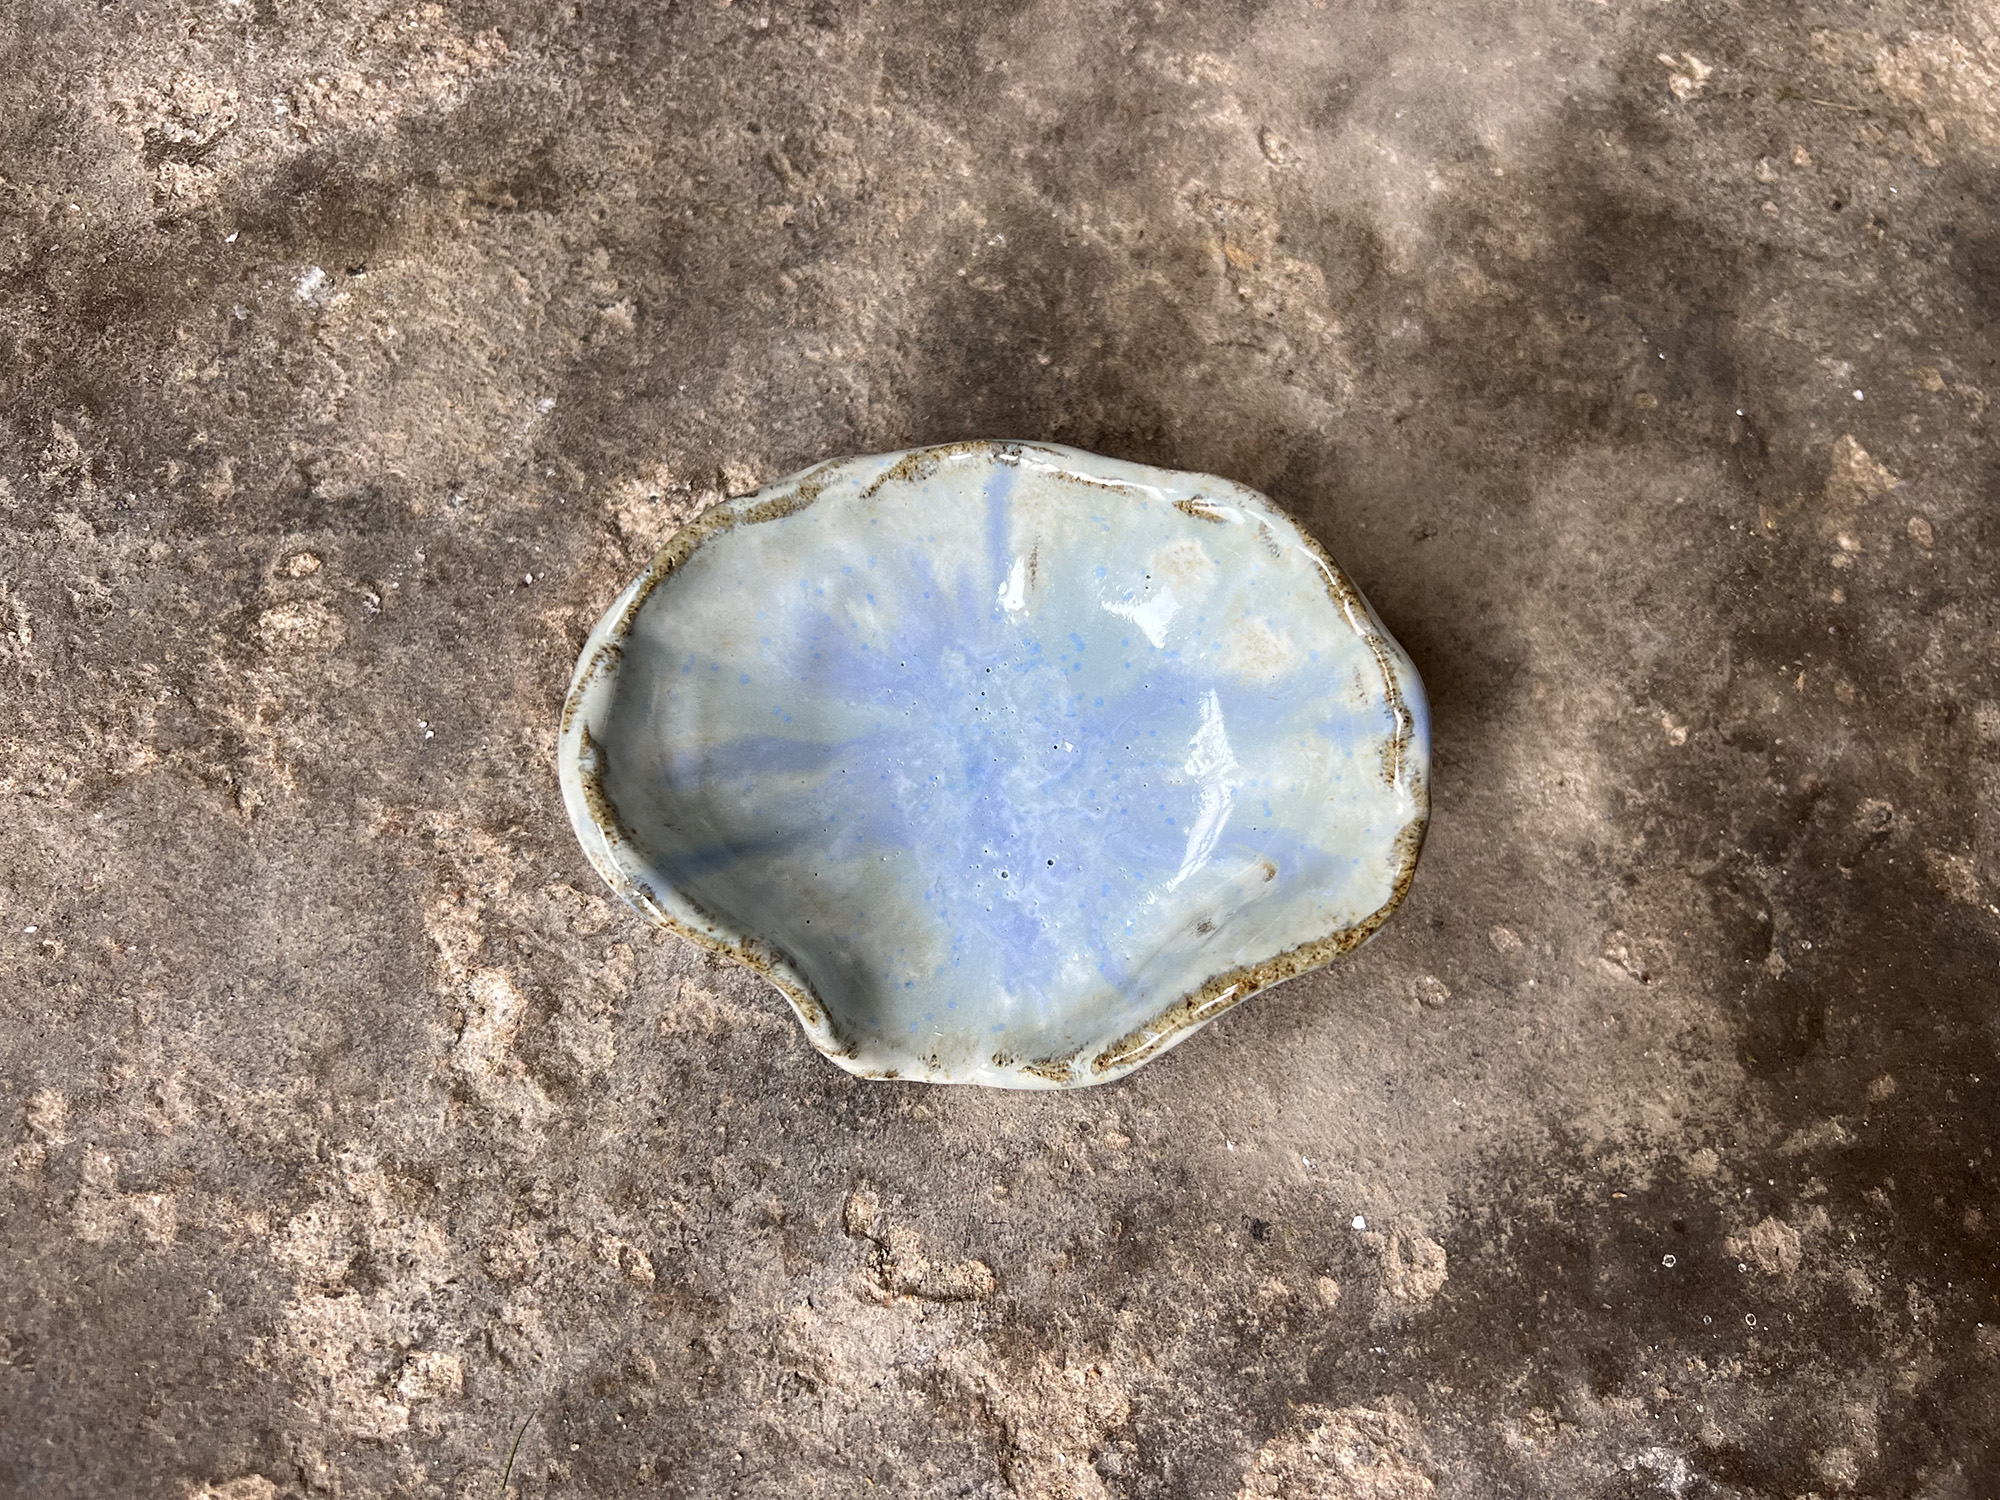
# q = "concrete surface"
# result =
<box><xmin>2</xmin><ymin>1</ymin><xmax>1996</xmax><ymax>1496</ymax></box>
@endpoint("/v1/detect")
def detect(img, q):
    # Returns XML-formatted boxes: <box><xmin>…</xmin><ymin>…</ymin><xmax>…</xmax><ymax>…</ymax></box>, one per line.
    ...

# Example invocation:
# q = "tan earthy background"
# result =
<box><xmin>2</xmin><ymin>1</ymin><xmax>1996</xmax><ymax>1495</ymax></box>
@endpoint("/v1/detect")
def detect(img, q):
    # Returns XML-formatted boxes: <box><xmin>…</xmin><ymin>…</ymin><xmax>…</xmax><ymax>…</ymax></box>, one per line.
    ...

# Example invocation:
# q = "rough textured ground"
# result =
<box><xmin>3</xmin><ymin>1</ymin><xmax>1997</xmax><ymax>1496</ymax></box>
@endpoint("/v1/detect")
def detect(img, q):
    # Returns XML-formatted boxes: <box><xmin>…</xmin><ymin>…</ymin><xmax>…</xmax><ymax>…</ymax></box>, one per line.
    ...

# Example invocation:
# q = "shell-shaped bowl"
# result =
<box><xmin>559</xmin><ymin>441</ymin><xmax>1429</xmax><ymax>1087</ymax></box>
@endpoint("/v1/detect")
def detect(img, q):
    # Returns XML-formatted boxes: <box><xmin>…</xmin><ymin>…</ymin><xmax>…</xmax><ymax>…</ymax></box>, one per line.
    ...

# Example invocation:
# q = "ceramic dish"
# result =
<box><xmin>559</xmin><ymin>441</ymin><xmax>1429</xmax><ymax>1087</ymax></box>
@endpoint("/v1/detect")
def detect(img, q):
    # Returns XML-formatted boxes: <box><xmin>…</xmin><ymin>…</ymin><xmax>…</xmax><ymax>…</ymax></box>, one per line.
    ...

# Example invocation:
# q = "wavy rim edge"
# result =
<box><xmin>557</xmin><ymin>439</ymin><xmax>1430</xmax><ymax>1089</ymax></box>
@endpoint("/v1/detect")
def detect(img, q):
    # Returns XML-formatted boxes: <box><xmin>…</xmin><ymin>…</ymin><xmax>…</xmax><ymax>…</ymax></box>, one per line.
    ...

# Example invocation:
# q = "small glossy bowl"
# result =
<box><xmin>559</xmin><ymin>441</ymin><xmax>1428</xmax><ymax>1087</ymax></box>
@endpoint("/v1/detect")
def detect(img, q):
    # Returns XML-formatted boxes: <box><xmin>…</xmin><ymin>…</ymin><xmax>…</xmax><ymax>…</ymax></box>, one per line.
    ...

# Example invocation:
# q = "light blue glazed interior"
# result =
<box><xmin>561</xmin><ymin>442</ymin><xmax>1428</xmax><ymax>1086</ymax></box>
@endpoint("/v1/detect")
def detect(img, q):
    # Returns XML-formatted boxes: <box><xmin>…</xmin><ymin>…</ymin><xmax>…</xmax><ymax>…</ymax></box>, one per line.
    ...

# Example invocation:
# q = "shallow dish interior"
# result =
<box><xmin>559</xmin><ymin>441</ymin><xmax>1429</xmax><ymax>1087</ymax></box>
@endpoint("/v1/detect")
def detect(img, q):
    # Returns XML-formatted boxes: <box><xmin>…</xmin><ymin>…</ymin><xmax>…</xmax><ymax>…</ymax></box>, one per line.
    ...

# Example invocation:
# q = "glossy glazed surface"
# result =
<box><xmin>559</xmin><ymin>442</ymin><xmax>1428</xmax><ymax>1086</ymax></box>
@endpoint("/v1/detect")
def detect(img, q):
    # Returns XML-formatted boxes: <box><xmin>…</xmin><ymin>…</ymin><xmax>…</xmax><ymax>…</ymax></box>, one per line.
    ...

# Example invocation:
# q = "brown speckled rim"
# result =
<box><xmin>557</xmin><ymin>440</ymin><xmax>1429</xmax><ymax>1089</ymax></box>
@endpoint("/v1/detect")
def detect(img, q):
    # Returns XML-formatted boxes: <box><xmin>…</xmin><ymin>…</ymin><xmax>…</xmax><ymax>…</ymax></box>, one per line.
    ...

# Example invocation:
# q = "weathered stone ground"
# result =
<box><xmin>3</xmin><ymin>0</ymin><xmax>1998</xmax><ymax>1495</ymax></box>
